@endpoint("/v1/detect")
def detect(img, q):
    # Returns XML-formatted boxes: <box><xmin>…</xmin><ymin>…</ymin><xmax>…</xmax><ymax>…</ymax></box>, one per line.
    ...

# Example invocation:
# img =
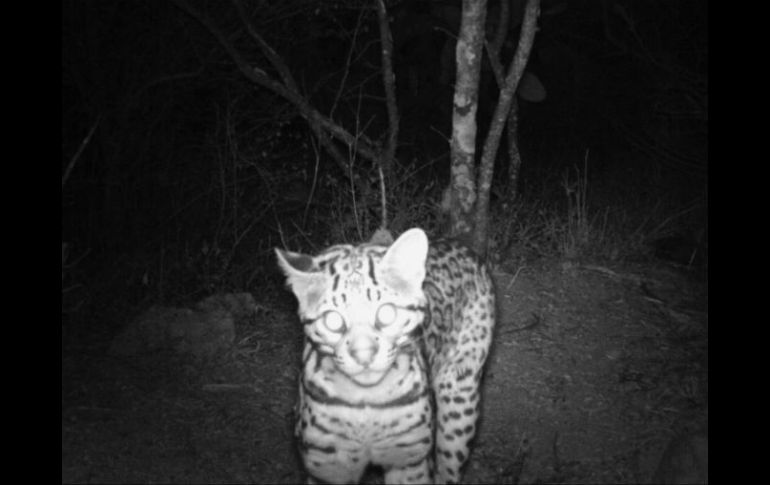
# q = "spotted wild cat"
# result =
<box><xmin>276</xmin><ymin>228</ymin><xmax>495</xmax><ymax>484</ymax></box>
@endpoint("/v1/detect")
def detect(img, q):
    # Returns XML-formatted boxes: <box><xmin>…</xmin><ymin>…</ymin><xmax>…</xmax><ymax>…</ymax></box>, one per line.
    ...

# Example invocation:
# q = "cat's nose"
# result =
<box><xmin>348</xmin><ymin>335</ymin><xmax>379</xmax><ymax>366</ymax></box>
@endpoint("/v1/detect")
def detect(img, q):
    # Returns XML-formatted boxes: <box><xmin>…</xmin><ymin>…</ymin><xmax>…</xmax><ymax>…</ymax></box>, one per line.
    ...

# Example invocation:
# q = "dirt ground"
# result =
<box><xmin>62</xmin><ymin>258</ymin><xmax>708</xmax><ymax>483</ymax></box>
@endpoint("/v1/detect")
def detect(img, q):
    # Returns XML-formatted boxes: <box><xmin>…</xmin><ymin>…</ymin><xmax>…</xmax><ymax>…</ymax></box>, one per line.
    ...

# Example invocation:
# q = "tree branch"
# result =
<box><xmin>231</xmin><ymin>0</ymin><xmax>301</xmax><ymax>94</ymax></box>
<box><xmin>488</xmin><ymin>0</ymin><xmax>510</xmax><ymax>72</ymax></box>
<box><xmin>483</xmin><ymin>0</ymin><xmax>523</xmax><ymax>205</ymax></box>
<box><xmin>171</xmin><ymin>0</ymin><xmax>381</xmax><ymax>171</ymax></box>
<box><xmin>376</xmin><ymin>0</ymin><xmax>399</xmax><ymax>178</ymax></box>
<box><xmin>473</xmin><ymin>0</ymin><xmax>540</xmax><ymax>253</ymax></box>
<box><xmin>330</xmin><ymin>8</ymin><xmax>366</xmax><ymax>121</ymax></box>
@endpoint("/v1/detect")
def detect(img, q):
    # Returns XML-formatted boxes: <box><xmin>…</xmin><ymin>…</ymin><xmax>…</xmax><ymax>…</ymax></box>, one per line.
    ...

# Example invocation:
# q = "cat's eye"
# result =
<box><xmin>322</xmin><ymin>311</ymin><xmax>346</xmax><ymax>333</ymax></box>
<box><xmin>376</xmin><ymin>303</ymin><xmax>397</xmax><ymax>327</ymax></box>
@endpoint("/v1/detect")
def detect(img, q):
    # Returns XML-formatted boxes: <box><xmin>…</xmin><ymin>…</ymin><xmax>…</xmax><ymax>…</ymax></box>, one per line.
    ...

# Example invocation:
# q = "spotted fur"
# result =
<box><xmin>276</xmin><ymin>228</ymin><xmax>495</xmax><ymax>484</ymax></box>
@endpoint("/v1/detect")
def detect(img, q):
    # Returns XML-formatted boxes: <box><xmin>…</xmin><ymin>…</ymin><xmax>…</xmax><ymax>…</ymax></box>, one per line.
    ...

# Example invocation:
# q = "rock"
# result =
<box><xmin>195</xmin><ymin>292</ymin><xmax>256</xmax><ymax>321</ymax></box>
<box><xmin>109</xmin><ymin>301</ymin><xmax>237</xmax><ymax>359</ymax></box>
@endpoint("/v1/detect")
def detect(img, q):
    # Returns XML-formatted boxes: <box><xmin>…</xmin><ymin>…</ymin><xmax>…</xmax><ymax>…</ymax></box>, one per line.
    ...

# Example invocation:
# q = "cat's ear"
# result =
<box><xmin>275</xmin><ymin>248</ymin><xmax>326</xmax><ymax>315</ymax></box>
<box><xmin>379</xmin><ymin>228</ymin><xmax>428</xmax><ymax>297</ymax></box>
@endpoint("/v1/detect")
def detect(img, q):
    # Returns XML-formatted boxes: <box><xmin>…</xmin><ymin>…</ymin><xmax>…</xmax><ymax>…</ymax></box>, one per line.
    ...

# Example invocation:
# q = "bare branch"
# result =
<box><xmin>171</xmin><ymin>0</ymin><xmax>381</xmax><ymax>168</ymax></box>
<box><xmin>483</xmin><ymin>0</ymin><xmax>523</xmax><ymax>205</ymax></box>
<box><xmin>485</xmin><ymin>0</ymin><xmax>509</xmax><ymax>89</ymax></box>
<box><xmin>231</xmin><ymin>0</ymin><xmax>301</xmax><ymax>94</ymax></box>
<box><xmin>474</xmin><ymin>0</ymin><xmax>540</xmax><ymax>253</ymax></box>
<box><xmin>489</xmin><ymin>0</ymin><xmax>510</xmax><ymax>66</ymax></box>
<box><xmin>170</xmin><ymin>0</ymin><xmax>295</xmax><ymax>100</ymax></box>
<box><xmin>376</xmin><ymin>0</ymin><xmax>399</xmax><ymax>176</ymax></box>
<box><xmin>330</xmin><ymin>8</ymin><xmax>366</xmax><ymax>121</ymax></box>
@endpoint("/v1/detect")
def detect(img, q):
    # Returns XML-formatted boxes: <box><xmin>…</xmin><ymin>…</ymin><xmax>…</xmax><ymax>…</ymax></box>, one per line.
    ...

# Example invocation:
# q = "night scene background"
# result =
<box><xmin>62</xmin><ymin>1</ymin><xmax>707</xmax><ymax>483</ymax></box>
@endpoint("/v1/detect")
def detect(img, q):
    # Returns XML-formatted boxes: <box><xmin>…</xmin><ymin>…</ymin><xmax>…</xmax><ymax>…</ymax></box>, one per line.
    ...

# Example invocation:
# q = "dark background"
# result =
<box><xmin>62</xmin><ymin>0</ymin><xmax>707</xmax><ymax>336</ymax></box>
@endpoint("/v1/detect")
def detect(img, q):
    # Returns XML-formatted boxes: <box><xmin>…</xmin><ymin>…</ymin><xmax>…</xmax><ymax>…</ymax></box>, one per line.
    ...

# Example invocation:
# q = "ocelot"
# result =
<box><xmin>276</xmin><ymin>228</ymin><xmax>495</xmax><ymax>484</ymax></box>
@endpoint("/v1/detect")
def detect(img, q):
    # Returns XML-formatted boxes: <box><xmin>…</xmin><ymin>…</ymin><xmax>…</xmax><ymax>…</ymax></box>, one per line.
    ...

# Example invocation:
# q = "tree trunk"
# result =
<box><xmin>376</xmin><ymin>0</ymin><xmax>399</xmax><ymax>185</ymax></box>
<box><xmin>448</xmin><ymin>0</ymin><xmax>488</xmax><ymax>240</ymax></box>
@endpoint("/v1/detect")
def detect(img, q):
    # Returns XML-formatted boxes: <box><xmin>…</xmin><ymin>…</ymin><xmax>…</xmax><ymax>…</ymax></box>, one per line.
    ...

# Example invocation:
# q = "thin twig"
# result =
<box><xmin>350</xmin><ymin>87</ymin><xmax>363</xmax><ymax>241</ymax></box>
<box><xmin>330</xmin><ymin>7</ymin><xmax>365</xmax><ymax>121</ymax></box>
<box><xmin>303</xmin><ymin>134</ymin><xmax>321</xmax><ymax>227</ymax></box>
<box><xmin>378</xmin><ymin>164</ymin><xmax>388</xmax><ymax>230</ymax></box>
<box><xmin>506</xmin><ymin>264</ymin><xmax>526</xmax><ymax>290</ymax></box>
<box><xmin>62</xmin><ymin>116</ymin><xmax>100</xmax><ymax>189</ymax></box>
